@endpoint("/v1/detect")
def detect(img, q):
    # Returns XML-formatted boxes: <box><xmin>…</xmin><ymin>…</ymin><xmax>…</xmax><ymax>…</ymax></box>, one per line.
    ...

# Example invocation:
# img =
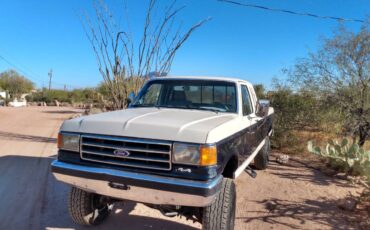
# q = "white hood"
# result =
<box><xmin>61</xmin><ymin>108</ymin><xmax>238</xmax><ymax>144</ymax></box>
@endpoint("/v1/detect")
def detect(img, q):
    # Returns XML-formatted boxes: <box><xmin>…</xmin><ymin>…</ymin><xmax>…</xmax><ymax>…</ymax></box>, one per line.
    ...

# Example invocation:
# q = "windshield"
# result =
<box><xmin>131</xmin><ymin>80</ymin><xmax>237</xmax><ymax>113</ymax></box>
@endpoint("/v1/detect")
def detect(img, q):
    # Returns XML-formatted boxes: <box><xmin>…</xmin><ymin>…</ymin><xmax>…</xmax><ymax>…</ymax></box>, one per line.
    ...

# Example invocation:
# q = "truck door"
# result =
<box><xmin>239</xmin><ymin>85</ymin><xmax>259</xmax><ymax>164</ymax></box>
<box><xmin>247</xmin><ymin>84</ymin><xmax>264</xmax><ymax>144</ymax></box>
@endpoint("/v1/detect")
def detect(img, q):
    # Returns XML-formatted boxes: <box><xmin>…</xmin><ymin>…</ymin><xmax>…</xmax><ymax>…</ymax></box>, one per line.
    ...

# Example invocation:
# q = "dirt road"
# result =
<box><xmin>0</xmin><ymin>107</ymin><xmax>362</xmax><ymax>229</ymax></box>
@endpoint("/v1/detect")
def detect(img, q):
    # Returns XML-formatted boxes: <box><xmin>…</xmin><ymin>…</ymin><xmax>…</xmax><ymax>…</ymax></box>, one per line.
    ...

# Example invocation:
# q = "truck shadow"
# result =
<box><xmin>0</xmin><ymin>155</ymin><xmax>199</xmax><ymax>230</ymax></box>
<box><xmin>42</xmin><ymin>110</ymin><xmax>83</xmax><ymax>114</ymax></box>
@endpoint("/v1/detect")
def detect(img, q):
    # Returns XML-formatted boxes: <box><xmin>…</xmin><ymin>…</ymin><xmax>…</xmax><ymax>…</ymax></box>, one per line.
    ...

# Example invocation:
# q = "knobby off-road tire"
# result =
<box><xmin>68</xmin><ymin>187</ymin><xmax>112</xmax><ymax>226</ymax></box>
<box><xmin>202</xmin><ymin>178</ymin><xmax>236</xmax><ymax>230</ymax></box>
<box><xmin>254</xmin><ymin>137</ymin><xmax>270</xmax><ymax>170</ymax></box>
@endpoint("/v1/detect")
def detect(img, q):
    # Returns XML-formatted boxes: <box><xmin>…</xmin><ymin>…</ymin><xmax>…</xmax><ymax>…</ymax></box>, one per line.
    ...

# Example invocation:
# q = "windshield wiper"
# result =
<box><xmin>196</xmin><ymin>107</ymin><xmax>220</xmax><ymax>113</ymax></box>
<box><xmin>130</xmin><ymin>104</ymin><xmax>156</xmax><ymax>108</ymax></box>
<box><xmin>156</xmin><ymin>105</ymin><xmax>188</xmax><ymax>109</ymax></box>
<box><xmin>155</xmin><ymin>105</ymin><xmax>222</xmax><ymax>113</ymax></box>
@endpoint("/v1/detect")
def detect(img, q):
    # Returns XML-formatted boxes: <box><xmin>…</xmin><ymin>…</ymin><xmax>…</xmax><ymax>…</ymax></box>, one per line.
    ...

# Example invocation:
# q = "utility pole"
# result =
<box><xmin>48</xmin><ymin>69</ymin><xmax>53</xmax><ymax>91</ymax></box>
<box><xmin>64</xmin><ymin>84</ymin><xmax>66</xmax><ymax>91</ymax></box>
<box><xmin>5</xmin><ymin>90</ymin><xmax>9</xmax><ymax>107</ymax></box>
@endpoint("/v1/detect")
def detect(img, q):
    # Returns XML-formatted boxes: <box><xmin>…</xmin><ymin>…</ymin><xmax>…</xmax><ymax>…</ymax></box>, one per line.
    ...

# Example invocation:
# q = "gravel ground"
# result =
<box><xmin>0</xmin><ymin>106</ymin><xmax>363</xmax><ymax>230</ymax></box>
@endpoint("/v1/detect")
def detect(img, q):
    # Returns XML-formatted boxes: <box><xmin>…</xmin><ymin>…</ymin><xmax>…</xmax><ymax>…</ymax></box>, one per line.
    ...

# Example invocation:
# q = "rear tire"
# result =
<box><xmin>254</xmin><ymin>137</ymin><xmax>270</xmax><ymax>170</ymax></box>
<box><xmin>202</xmin><ymin>178</ymin><xmax>236</xmax><ymax>230</ymax></box>
<box><xmin>68</xmin><ymin>187</ymin><xmax>112</xmax><ymax>226</ymax></box>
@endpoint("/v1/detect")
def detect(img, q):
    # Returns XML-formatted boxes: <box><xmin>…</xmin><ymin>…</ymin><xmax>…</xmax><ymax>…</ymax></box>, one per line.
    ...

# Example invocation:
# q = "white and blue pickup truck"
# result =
<box><xmin>52</xmin><ymin>76</ymin><xmax>274</xmax><ymax>230</ymax></box>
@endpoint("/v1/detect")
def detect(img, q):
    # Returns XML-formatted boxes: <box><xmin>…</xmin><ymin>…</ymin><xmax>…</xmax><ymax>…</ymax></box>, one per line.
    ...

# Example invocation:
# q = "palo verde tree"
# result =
<box><xmin>287</xmin><ymin>25</ymin><xmax>370</xmax><ymax>146</ymax></box>
<box><xmin>0</xmin><ymin>69</ymin><xmax>34</xmax><ymax>98</ymax></box>
<box><xmin>83</xmin><ymin>0</ymin><xmax>210</xmax><ymax>110</ymax></box>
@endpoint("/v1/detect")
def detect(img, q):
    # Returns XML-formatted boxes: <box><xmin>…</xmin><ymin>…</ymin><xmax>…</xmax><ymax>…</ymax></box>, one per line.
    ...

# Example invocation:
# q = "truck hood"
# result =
<box><xmin>61</xmin><ymin>108</ymin><xmax>238</xmax><ymax>143</ymax></box>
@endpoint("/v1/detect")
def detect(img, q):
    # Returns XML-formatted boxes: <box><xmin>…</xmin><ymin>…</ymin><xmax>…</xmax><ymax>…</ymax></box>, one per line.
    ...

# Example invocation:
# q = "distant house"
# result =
<box><xmin>0</xmin><ymin>91</ymin><xmax>6</xmax><ymax>106</ymax></box>
<box><xmin>7</xmin><ymin>93</ymin><xmax>28</xmax><ymax>107</ymax></box>
<box><xmin>8</xmin><ymin>98</ymin><xmax>27</xmax><ymax>107</ymax></box>
<box><xmin>0</xmin><ymin>91</ymin><xmax>6</xmax><ymax>99</ymax></box>
<box><xmin>0</xmin><ymin>91</ymin><xmax>28</xmax><ymax>107</ymax></box>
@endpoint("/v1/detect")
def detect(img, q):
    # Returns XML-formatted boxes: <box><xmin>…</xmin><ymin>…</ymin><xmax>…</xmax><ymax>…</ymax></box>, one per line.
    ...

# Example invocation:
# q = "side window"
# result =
<box><xmin>248</xmin><ymin>85</ymin><xmax>257</xmax><ymax>112</ymax></box>
<box><xmin>241</xmin><ymin>85</ymin><xmax>253</xmax><ymax>116</ymax></box>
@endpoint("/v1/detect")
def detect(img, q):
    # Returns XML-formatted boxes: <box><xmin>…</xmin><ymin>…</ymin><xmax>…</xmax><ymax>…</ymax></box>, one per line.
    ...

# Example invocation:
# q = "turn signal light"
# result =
<box><xmin>57</xmin><ymin>133</ymin><xmax>62</xmax><ymax>149</ymax></box>
<box><xmin>200</xmin><ymin>145</ymin><xmax>217</xmax><ymax>166</ymax></box>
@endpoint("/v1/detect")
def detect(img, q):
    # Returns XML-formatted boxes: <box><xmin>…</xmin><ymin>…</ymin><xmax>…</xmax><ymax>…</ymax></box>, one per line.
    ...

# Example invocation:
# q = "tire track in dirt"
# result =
<box><xmin>0</xmin><ymin>107</ymin><xmax>79</xmax><ymax>230</ymax></box>
<box><xmin>30</xmin><ymin>116</ymin><xmax>64</xmax><ymax>230</ymax></box>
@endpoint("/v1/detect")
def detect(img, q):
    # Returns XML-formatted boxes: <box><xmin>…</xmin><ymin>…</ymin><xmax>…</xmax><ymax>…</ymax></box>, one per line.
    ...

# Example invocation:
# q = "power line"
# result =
<box><xmin>48</xmin><ymin>69</ymin><xmax>53</xmax><ymax>91</ymax></box>
<box><xmin>0</xmin><ymin>54</ymin><xmax>81</xmax><ymax>89</ymax></box>
<box><xmin>218</xmin><ymin>0</ymin><xmax>368</xmax><ymax>23</ymax></box>
<box><xmin>0</xmin><ymin>54</ymin><xmax>44</xmax><ymax>83</ymax></box>
<box><xmin>0</xmin><ymin>53</ymin><xmax>43</xmax><ymax>81</ymax></box>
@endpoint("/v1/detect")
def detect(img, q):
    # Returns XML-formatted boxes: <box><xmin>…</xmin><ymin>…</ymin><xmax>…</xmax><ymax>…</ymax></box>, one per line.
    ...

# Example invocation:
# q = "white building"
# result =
<box><xmin>0</xmin><ymin>91</ymin><xmax>6</xmax><ymax>99</ymax></box>
<box><xmin>8</xmin><ymin>98</ymin><xmax>27</xmax><ymax>107</ymax></box>
<box><xmin>0</xmin><ymin>91</ymin><xmax>28</xmax><ymax>107</ymax></box>
<box><xmin>0</xmin><ymin>91</ymin><xmax>5</xmax><ymax>106</ymax></box>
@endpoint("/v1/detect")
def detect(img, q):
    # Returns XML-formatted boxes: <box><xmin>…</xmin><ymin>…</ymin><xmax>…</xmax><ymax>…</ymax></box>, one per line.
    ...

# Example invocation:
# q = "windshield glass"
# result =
<box><xmin>131</xmin><ymin>80</ymin><xmax>237</xmax><ymax>113</ymax></box>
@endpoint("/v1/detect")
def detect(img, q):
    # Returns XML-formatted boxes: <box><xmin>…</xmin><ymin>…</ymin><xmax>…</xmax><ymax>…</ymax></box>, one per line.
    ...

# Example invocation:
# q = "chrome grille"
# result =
<box><xmin>80</xmin><ymin>135</ymin><xmax>172</xmax><ymax>171</ymax></box>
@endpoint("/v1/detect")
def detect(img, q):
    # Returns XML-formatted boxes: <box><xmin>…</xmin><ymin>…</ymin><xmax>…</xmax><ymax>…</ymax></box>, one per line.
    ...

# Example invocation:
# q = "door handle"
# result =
<box><xmin>247</xmin><ymin>129</ymin><xmax>255</xmax><ymax>134</ymax></box>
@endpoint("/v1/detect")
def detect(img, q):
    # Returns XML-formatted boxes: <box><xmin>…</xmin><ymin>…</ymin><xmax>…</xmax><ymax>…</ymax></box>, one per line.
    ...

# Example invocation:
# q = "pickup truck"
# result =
<box><xmin>51</xmin><ymin>76</ymin><xmax>274</xmax><ymax>230</ymax></box>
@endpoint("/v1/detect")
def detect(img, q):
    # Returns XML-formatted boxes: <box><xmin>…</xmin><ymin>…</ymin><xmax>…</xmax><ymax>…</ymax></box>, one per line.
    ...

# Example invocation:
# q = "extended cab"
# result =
<box><xmin>52</xmin><ymin>76</ymin><xmax>273</xmax><ymax>230</ymax></box>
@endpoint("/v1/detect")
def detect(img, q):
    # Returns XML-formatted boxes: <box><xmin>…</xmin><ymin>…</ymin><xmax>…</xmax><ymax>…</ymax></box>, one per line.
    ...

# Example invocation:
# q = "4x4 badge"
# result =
<box><xmin>177</xmin><ymin>167</ymin><xmax>192</xmax><ymax>173</ymax></box>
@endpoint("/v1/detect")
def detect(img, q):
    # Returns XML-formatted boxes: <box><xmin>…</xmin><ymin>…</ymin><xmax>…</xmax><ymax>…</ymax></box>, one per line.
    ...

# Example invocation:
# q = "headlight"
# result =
<box><xmin>172</xmin><ymin>143</ymin><xmax>217</xmax><ymax>166</ymax></box>
<box><xmin>57</xmin><ymin>133</ymin><xmax>80</xmax><ymax>152</ymax></box>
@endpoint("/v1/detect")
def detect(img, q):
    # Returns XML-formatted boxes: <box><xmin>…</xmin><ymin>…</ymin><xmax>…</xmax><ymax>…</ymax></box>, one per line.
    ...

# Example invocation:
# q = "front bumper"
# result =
<box><xmin>51</xmin><ymin>160</ymin><xmax>222</xmax><ymax>207</ymax></box>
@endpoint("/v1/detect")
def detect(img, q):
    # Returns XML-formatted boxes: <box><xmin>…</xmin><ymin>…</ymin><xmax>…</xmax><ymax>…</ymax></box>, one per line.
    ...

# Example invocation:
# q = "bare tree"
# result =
<box><xmin>288</xmin><ymin>25</ymin><xmax>370</xmax><ymax>146</ymax></box>
<box><xmin>82</xmin><ymin>0</ymin><xmax>210</xmax><ymax>110</ymax></box>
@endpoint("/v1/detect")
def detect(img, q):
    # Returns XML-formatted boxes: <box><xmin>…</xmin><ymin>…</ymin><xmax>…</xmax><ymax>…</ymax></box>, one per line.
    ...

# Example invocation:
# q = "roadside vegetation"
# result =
<box><xmin>0</xmin><ymin>69</ymin><xmax>104</xmax><ymax>106</ymax></box>
<box><xmin>25</xmin><ymin>88</ymin><xmax>103</xmax><ymax>105</ymax></box>
<box><xmin>257</xmin><ymin>25</ymin><xmax>370</xmax><ymax>208</ymax></box>
<box><xmin>265</xmin><ymin>25</ymin><xmax>369</xmax><ymax>151</ymax></box>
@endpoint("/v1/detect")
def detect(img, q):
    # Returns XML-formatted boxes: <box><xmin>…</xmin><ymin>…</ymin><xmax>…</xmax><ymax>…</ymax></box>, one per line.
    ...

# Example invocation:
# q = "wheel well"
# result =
<box><xmin>222</xmin><ymin>156</ymin><xmax>238</xmax><ymax>179</ymax></box>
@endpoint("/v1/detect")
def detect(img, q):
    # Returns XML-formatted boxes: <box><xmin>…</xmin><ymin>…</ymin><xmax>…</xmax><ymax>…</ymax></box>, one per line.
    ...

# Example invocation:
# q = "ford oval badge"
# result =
<box><xmin>113</xmin><ymin>149</ymin><xmax>130</xmax><ymax>157</ymax></box>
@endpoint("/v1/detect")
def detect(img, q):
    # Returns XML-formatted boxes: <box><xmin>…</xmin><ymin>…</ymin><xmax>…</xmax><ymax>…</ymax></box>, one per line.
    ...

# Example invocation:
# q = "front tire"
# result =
<box><xmin>254</xmin><ymin>137</ymin><xmax>270</xmax><ymax>170</ymax></box>
<box><xmin>202</xmin><ymin>178</ymin><xmax>236</xmax><ymax>230</ymax></box>
<box><xmin>68</xmin><ymin>187</ymin><xmax>112</xmax><ymax>226</ymax></box>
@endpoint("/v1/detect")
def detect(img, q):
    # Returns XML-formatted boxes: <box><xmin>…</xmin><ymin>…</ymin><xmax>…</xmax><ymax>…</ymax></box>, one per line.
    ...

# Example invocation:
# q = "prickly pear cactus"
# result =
<box><xmin>307</xmin><ymin>138</ymin><xmax>370</xmax><ymax>177</ymax></box>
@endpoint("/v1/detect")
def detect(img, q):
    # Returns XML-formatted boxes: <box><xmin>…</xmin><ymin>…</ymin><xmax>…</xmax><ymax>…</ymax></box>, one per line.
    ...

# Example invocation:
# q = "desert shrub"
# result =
<box><xmin>27</xmin><ymin>90</ymin><xmax>70</xmax><ymax>103</ymax></box>
<box><xmin>253</xmin><ymin>84</ymin><xmax>265</xmax><ymax>99</ymax></box>
<box><xmin>266</xmin><ymin>89</ymin><xmax>324</xmax><ymax>152</ymax></box>
<box><xmin>253</xmin><ymin>81</ymin><xmax>346</xmax><ymax>154</ymax></box>
<box><xmin>26</xmin><ymin>88</ymin><xmax>102</xmax><ymax>104</ymax></box>
<box><xmin>70</xmin><ymin>88</ymin><xmax>102</xmax><ymax>104</ymax></box>
<box><xmin>287</xmin><ymin>26</ymin><xmax>370</xmax><ymax>147</ymax></box>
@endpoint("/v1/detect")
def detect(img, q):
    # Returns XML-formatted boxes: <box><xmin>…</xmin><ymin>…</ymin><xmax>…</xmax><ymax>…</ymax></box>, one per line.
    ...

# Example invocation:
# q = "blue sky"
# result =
<box><xmin>0</xmin><ymin>0</ymin><xmax>368</xmax><ymax>89</ymax></box>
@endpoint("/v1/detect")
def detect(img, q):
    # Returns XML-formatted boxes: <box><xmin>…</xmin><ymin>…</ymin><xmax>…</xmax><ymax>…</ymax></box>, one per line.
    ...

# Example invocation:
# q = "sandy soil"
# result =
<box><xmin>0</xmin><ymin>106</ymin><xmax>363</xmax><ymax>230</ymax></box>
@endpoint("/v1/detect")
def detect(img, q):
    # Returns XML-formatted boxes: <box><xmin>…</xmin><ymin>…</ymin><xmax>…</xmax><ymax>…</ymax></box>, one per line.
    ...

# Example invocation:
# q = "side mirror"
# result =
<box><xmin>256</xmin><ymin>99</ymin><xmax>270</xmax><ymax>117</ymax></box>
<box><xmin>127</xmin><ymin>92</ymin><xmax>136</xmax><ymax>106</ymax></box>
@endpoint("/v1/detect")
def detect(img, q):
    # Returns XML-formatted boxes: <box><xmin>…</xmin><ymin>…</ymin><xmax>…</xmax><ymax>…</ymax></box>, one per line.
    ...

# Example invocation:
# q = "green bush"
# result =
<box><xmin>253</xmin><ymin>82</ymin><xmax>345</xmax><ymax>153</ymax></box>
<box><xmin>26</xmin><ymin>88</ymin><xmax>102</xmax><ymax>104</ymax></box>
<box><xmin>266</xmin><ymin>89</ymin><xmax>322</xmax><ymax>151</ymax></box>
